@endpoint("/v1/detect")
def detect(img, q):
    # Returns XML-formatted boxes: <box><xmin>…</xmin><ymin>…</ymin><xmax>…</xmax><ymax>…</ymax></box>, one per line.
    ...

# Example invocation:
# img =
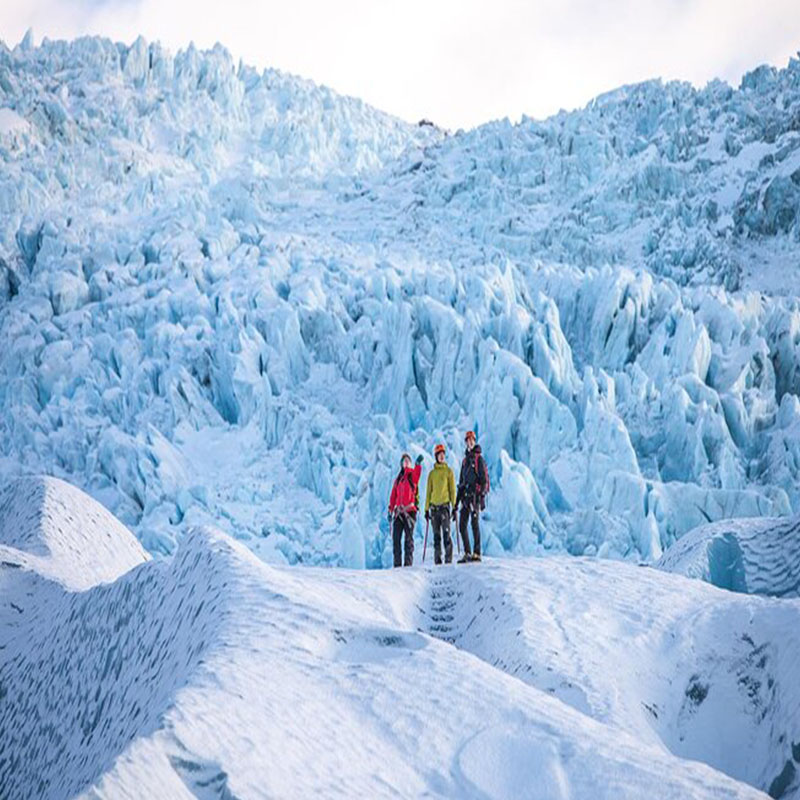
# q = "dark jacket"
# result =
<box><xmin>457</xmin><ymin>444</ymin><xmax>488</xmax><ymax>506</ymax></box>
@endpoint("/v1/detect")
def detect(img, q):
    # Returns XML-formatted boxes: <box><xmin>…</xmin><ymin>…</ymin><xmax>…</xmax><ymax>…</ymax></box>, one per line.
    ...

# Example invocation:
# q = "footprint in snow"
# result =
<box><xmin>331</xmin><ymin>627</ymin><xmax>428</xmax><ymax>663</ymax></box>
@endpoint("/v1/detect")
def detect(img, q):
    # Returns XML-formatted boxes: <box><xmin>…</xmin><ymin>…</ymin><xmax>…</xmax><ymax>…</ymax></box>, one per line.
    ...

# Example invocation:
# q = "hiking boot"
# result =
<box><xmin>470</xmin><ymin>553</ymin><xmax>482</xmax><ymax>562</ymax></box>
<box><xmin>457</xmin><ymin>553</ymin><xmax>472</xmax><ymax>564</ymax></box>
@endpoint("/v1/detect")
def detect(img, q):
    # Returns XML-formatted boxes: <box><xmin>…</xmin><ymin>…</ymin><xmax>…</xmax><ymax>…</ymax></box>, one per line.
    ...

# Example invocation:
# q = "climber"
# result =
<box><xmin>388</xmin><ymin>452</ymin><xmax>424</xmax><ymax>567</ymax></box>
<box><xmin>454</xmin><ymin>430</ymin><xmax>489</xmax><ymax>563</ymax></box>
<box><xmin>424</xmin><ymin>443</ymin><xmax>457</xmax><ymax>565</ymax></box>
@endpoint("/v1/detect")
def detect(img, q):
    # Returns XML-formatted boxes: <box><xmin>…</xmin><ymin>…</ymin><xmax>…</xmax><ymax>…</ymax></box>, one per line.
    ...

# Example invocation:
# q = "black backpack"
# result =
<box><xmin>461</xmin><ymin>446</ymin><xmax>490</xmax><ymax>496</ymax></box>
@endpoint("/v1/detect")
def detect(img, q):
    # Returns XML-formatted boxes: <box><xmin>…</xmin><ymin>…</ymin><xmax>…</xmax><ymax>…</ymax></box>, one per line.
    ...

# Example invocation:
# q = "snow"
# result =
<box><xmin>3</xmin><ymin>477</ymin><xmax>799</xmax><ymax>798</ymax></box>
<box><xmin>0</xmin><ymin>107</ymin><xmax>29</xmax><ymax>137</ymax></box>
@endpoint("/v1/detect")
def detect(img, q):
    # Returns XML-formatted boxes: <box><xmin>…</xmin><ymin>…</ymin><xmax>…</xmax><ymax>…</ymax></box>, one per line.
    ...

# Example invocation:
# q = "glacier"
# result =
<box><xmin>3</xmin><ymin>29</ymin><xmax>800</xmax><ymax>799</ymax></box>
<box><xmin>1</xmin><ymin>33</ymin><xmax>800</xmax><ymax>570</ymax></box>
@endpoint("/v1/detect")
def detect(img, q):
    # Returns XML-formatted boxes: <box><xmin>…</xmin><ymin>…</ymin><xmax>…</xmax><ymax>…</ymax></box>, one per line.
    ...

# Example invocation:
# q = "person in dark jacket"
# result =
<box><xmin>454</xmin><ymin>430</ymin><xmax>489</xmax><ymax>562</ymax></box>
<box><xmin>388</xmin><ymin>452</ymin><xmax>423</xmax><ymax>567</ymax></box>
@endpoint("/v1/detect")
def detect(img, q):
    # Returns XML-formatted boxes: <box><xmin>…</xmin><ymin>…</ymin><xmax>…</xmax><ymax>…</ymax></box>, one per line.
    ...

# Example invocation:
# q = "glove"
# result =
<box><xmin>415</xmin><ymin>454</ymin><xmax>424</xmax><ymax>465</ymax></box>
<box><xmin>425</xmin><ymin>509</ymin><xmax>430</xmax><ymax>522</ymax></box>
<box><xmin>387</xmin><ymin>509</ymin><xmax>393</xmax><ymax>524</ymax></box>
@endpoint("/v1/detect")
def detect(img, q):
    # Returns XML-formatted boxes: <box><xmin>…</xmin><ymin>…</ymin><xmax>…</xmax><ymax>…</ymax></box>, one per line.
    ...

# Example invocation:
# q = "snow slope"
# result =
<box><xmin>657</xmin><ymin>514</ymin><xmax>800</xmax><ymax>598</ymax></box>
<box><xmin>1</xmin><ymin>33</ymin><xmax>800</xmax><ymax>566</ymax></box>
<box><xmin>2</xmin><ymin>478</ymin><xmax>799</xmax><ymax>798</ymax></box>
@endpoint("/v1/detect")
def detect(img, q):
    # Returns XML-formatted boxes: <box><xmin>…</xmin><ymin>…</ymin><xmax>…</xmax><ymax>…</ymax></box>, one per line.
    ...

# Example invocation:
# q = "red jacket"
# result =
<box><xmin>389</xmin><ymin>464</ymin><xmax>422</xmax><ymax>513</ymax></box>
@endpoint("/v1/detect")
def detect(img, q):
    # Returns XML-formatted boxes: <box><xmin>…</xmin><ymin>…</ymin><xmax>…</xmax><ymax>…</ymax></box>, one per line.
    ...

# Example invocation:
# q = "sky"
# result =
<box><xmin>3</xmin><ymin>0</ymin><xmax>800</xmax><ymax>130</ymax></box>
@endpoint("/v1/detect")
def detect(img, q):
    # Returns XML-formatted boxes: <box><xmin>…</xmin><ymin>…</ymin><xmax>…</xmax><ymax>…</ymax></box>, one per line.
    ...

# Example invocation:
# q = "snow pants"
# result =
<box><xmin>392</xmin><ymin>511</ymin><xmax>416</xmax><ymax>567</ymax></box>
<box><xmin>458</xmin><ymin>497</ymin><xmax>481</xmax><ymax>556</ymax></box>
<box><xmin>430</xmin><ymin>504</ymin><xmax>453</xmax><ymax>564</ymax></box>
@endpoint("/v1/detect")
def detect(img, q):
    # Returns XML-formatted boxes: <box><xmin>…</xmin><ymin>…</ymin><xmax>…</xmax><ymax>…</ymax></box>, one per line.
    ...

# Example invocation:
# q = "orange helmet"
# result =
<box><xmin>434</xmin><ymin>443</ymin><xmax>446</xmax><ymax>457</ymax></box>
<box><xmin>465</xmin><ymin>430</ymin><xmax>476</xmax><ymax>442</ymax></box>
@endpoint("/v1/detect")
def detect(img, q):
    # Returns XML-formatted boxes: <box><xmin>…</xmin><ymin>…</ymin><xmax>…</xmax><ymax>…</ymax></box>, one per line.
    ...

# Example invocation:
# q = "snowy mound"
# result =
<box><xmin>656</xmin><ymin>514</ymin><xmax>800</xmax><ymax>597</ymax></box>
<box><xmin>426</xmin><ymin>559</ymin><xmax>800</xmax><ymax>799</ymax></box>
<box><xmin>0</xmin><ymin>524</ymin><xmax>237</xmax><ymax>799</ymax></box>
<box><xmin>0</xmin><ymin>475</ymin><xmax>148</xmax><ymax>588</ymax></box>
<box><xmin>1</xmin><ymin>33</ymin><xmax>799</xmax><ymax>565</ymax></box>
<box><xmin>2</xmin><ymin>481</ymin><xmax>799</xmax><ymax>798</ymax></box>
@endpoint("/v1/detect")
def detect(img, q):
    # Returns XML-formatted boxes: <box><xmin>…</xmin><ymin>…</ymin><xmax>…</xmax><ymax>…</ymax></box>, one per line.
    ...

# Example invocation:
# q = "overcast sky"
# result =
<box><xmin>3</xmin><ymin>0</ymin><xmax>800</xmax><ymax>129</ymax></box>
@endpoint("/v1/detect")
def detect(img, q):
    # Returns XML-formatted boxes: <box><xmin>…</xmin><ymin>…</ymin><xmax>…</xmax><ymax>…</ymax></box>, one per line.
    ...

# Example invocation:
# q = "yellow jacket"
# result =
<box><xmin>425</xmin><ymin>462</ymin><xmax>456</xmax><ymax>511</ymax></box>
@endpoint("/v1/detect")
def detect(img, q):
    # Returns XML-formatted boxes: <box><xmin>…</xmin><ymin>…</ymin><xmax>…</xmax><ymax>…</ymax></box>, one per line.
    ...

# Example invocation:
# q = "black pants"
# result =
<box><xmin>459</xmin><ymin>497</ymin><xmax>481</xmax><ymax>556</ymax></box>
<box><xmin>430</xmin><ymin>504</ymin><xmax>453</xmax><ymax>564</ymax></box>
<box><xmin>393</xmin><ymin>512</ymin><xmax>416</xmax><ymax>567</ymax></box>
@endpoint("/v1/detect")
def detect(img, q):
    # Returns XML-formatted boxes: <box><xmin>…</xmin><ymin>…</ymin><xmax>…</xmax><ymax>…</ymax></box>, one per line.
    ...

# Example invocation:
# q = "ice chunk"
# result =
<box><xmin>657</xmin><ymin>514</ymin><xmax>800</xmax><ymax>597</ymax></box>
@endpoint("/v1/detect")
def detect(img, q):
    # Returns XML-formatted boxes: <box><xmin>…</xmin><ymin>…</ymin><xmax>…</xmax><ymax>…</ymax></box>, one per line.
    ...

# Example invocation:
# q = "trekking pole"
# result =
<box><xmin>422</xmin><ymin>517</ymin><xmax>429</xmax><ymax>563</ymax></box>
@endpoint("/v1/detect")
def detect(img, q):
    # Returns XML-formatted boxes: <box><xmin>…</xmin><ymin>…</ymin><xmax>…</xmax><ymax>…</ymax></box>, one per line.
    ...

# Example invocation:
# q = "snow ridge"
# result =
<box><xmin>0</xmin><ymin>523</ymin><xmax>240</xmax><ymax>800</ymax></box>
<box><xmin>423</xmin><ymin>558</ymin><xmax>800</xmax><ymax>799</ymax></box>
<box><xmin>0</xmin><ymin>475</ymin><xmax>148</xmax><ymax>589</ymax></box>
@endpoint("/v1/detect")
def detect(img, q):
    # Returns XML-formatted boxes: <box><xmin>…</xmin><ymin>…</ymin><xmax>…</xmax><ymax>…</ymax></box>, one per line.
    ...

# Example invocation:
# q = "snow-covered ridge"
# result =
<box><xmin>657</xmin><ymin>513</ymin><xmax>800</xmax><ymax>597</ymax></box>
<box><xmin>2</xmin><ymin>478</ymin><xmax>799</xmax><ymax>798</ymax></box>
<box><xmin>0</xmin><ymin>475</ymin><xmax>148</xmax><ymax>589</ymax></box>
<box><xmin>0</xmin><ymin>34</ymin><xmax>799</xmax><ymax>565</ymax></box>
<box><xmin>0</xmin><ymin>526</ymin><xmax>241</xmax><ymax>798</ymax></box>
<box><xmin>425</xmin><ymin>559</ymin><xmax>800</xmax><ymax>798</ymax></box>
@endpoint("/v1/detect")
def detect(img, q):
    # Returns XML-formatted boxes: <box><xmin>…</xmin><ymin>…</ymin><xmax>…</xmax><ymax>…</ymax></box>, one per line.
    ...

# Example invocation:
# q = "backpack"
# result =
<box><xmin>460</xmin><ymin>446</ymin><xmax>490</xmax><ymax>499</ymax></box>
<box><xmin>474</xmin><ymin>449</ymin><xmax>490</xmax><ymax>497</ymax></box>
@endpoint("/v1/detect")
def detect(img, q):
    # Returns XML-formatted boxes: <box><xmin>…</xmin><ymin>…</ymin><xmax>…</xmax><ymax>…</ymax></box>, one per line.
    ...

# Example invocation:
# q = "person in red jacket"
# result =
<box><xmin>388</xmin><ymin>452</ymin><xmax>423</xmax><ymax>567</ymax></box>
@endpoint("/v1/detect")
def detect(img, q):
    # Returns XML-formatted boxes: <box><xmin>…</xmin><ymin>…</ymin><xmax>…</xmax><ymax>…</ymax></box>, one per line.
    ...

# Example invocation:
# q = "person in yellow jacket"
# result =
<box><xmin>424</xmin><ymin>443</ymin><xmax>457</xmax><ymax>564</ymax></box>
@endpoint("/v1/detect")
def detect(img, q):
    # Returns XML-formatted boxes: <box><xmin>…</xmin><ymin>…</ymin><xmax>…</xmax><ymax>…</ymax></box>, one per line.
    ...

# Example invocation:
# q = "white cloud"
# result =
<box><xmin>2</xmin><ymin>0</ymin><xmax>800</xmax><ymax>129</ymax></box>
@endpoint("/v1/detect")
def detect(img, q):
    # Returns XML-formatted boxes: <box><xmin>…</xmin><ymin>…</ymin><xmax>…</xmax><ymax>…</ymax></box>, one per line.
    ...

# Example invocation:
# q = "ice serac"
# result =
<box><xmin>0</xmin><ymin>35</ymin><xmax>799</xmax><ymax>565</ymax></box>
<box><xmin>656</xmin><ymin>514</ymin><xmax>800</xmax><ymax>597</ymax></box>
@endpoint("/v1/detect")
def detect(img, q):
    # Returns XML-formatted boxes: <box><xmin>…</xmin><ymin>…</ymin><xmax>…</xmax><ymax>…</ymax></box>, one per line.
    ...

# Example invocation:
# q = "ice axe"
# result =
<box><xmin>422</xmin><ymin>516</ymin><xmax>429</xmax><ymax>563</ymax></box>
